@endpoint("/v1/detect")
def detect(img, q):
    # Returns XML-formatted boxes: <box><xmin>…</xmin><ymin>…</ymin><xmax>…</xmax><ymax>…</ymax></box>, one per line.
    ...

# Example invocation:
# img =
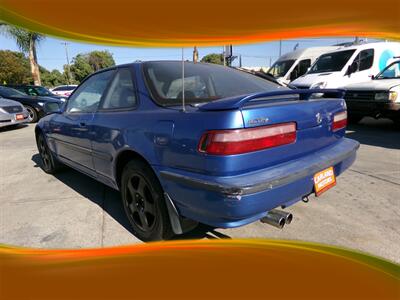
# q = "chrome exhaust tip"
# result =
<box><xmin>260</xmin><ymin>211</ymin><xmax>286</xmax><ymax>229</ymax></box>
<box><xmin>271</xmin><ymin>209</ymin><xmax>293</xmax><ymax>225</ymax></box>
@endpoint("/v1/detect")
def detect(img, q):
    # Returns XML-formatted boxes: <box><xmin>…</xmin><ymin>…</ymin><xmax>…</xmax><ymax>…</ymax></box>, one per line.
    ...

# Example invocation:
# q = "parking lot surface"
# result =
<box><xmin>1</xmin><ymin>118</ymin><xmax>399</xmax><ymax>262</ymax></box>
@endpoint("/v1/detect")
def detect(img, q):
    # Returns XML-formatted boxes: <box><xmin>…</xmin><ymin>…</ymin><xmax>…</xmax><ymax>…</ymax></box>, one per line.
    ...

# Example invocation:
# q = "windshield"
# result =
<box><xmin>376</xmin><ymin>61</ymin><xmax>400</xmax><ymax>79</ymax></box>
<box><xmin>0</xmin><ymin>87</ymin><xmax>27</xmax><ymax>98</ymax></box>
<box><xmin>308</xmin><ymin>50</ymin><xmax>356</xmax><ymax>74</ymax></box>
<box><xmin>143</xmin><ymin>61</ymin><xmax>285</xmax><ymax>106</ymax></box>
<box><xmin>267</xmin><ymin>60</ymin><xmax>295</xmax><ymax>78</ymax></box>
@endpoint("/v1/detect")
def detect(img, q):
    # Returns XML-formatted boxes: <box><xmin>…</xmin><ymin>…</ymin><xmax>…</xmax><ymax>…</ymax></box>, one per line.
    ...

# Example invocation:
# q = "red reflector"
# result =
<box><xmin>332</xmin><ymin>111</ymin><xmax>347</xmax><ymax>131</ymax></box>
<box><xmin>198</xmin><ymin>122</ymin><xmax>296</xmax><ymax>155</ymax></box>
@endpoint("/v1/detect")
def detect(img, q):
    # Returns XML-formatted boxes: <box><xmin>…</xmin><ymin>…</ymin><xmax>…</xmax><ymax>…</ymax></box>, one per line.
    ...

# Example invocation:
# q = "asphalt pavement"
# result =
<box><xmin>0</xmin><ymin>118</ymin><xmax>399</xmax><ymax>262</ymax></box>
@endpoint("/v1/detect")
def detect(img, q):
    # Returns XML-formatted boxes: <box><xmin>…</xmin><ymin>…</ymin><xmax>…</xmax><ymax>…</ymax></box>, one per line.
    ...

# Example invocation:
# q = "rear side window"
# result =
<box><xmin>66</xmin><ymin>70</ymin><xmax>114</xmax><ymax>113</ymax></box>
<box><xmin>352</xmin><ymin>49</ymin><xmax>374</xmax><ymax>71</ymax></box>
<box><xmin>101</xmin><ymin>68</ymin><xmax>137</xmax><ymax>109</ymax></box>
<box><xmin>27</xmin><ymin>87</ymin><xmax>39</xmax><ymax>96</ymax></box>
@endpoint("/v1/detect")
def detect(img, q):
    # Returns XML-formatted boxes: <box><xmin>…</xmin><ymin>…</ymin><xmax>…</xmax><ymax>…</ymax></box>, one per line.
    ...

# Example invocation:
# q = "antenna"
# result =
<box><xmin>181</xmin><ymin>48</ymin><xmax>186</xmax><ymax>112</ymax></box>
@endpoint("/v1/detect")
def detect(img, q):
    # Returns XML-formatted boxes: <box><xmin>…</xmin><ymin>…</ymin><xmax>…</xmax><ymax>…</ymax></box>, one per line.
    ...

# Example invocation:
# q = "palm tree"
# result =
<box><xmin>1</xmin><ymin>24</ymin><xmax>44</xmax><ymax>85</ymax></box>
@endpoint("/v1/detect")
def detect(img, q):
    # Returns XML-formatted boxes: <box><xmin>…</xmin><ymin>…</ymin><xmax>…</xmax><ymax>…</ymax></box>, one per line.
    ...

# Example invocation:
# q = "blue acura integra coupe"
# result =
<box><xmin>36</xmin><ymin>61</ymin><xmax>359</xmax><ymax>241</ymax></box>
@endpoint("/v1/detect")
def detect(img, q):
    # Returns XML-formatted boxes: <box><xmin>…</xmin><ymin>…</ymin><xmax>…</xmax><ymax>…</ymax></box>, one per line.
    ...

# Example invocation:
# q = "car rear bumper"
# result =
<box><xmin>156</xmin><ymin>138</ymin><xmax>359</xmax><ymax>228</ymax></box>
<box><xmin>0</xmin><ymin>113</ymin><xmax>29</xmax><ymax>128</ymax></box>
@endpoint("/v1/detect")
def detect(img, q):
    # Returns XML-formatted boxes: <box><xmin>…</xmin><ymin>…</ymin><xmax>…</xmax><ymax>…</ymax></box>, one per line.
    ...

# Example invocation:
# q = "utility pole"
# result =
<box><xmin>222</xmin><ymin>46</ymin><xmax>226</xmax><ymax>66</ymax></box>
<box><xmin>62</xmin><ymin>42</ymin><xmax>71</xmax><ymax>84</ymax></box>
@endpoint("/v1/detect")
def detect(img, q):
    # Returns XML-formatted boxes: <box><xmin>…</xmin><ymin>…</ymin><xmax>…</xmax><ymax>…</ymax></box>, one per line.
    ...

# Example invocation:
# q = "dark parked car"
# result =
<box><xmin>5</xmin><ymin>85</ymin><xmax>67</xmax><ymax>101</ymax></box>
<box><xmin>0</xmin><ymin>86</ymin><xmax>63</xmax><ymax>123</ymax></box>
<box><xmin>36</xmin><ymin>61</ymin><xmax>359</xmax><ymax>241</ymax></box>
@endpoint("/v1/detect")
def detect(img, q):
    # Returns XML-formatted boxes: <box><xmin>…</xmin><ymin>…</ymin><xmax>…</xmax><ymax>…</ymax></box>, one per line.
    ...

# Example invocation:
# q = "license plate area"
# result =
<box><xmin>313</xmin><ymin>166</ymin><xmax>336</xmax><ymax>196</ymax></box>
<box><xmin>15</xmin><ymin>114</ymin><xmax>24</xmax><ymax>120</ymax></box>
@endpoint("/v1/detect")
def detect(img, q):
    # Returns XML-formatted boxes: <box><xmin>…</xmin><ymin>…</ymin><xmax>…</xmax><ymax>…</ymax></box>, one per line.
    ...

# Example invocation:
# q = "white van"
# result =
<box><xmin>291</xmin><ymin>42</ymin><xmax>400</xmax><ymax>89</ymax></box>
<box><xmin>267</xmin><ymin>46</ymin><xmax>342</xmax><ymax>85</ymax></box>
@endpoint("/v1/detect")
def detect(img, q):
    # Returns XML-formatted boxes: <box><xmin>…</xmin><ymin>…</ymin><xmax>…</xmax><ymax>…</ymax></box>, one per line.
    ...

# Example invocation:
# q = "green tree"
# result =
<box><xmin>0</xmin><ymin>50</ymin><xmax>31</xmax><ymax>84</ymax></box>
<box><xmin>0</xmin><ymin>24</ymin><xmax>45</xmax><ymax>85</ymax></box>
<box><xmin>70</xmin><ymin>50</ymin><xmax>115</xmax><ymax>82</ymax></box>
<box><xmin>41</xmin><ymin>69</ymin><xmax>67</xmax><ymax>87</ymax></box>
<box><xmin>200</xmin><ymin>53</ymin><xmax>224</xmax><ymax>65</ymax></box>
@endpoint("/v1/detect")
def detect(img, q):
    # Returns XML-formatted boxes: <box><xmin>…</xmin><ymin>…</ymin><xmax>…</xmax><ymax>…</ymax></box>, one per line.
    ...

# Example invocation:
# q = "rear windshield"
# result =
<box><xmin>143</xmin><ymin>61</ymin><xmax>284</xmax><ymax>106</ymax></box>
<box><xmin>308</xmin><ymin>50</ymin><xmax>356</xmax><ymax>74</ymax></box>
<box><xmin>267</xmin><ymin>59</ymin><xmax>295</xmax><ymax>78</ymax></box>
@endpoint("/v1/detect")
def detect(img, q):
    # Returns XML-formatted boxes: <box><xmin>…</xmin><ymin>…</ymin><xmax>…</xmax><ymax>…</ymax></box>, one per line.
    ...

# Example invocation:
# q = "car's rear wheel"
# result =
<box><xmin>121</xmin><ymin>160</ymin><xmax>173</xmax><ymax>242</ymax></box>
<box><xmin>36</xmin><ymin>132</ymin><xmax>61</xmax><ymax>174</ymax></box>
<box><xmin>25</xmin><ymin>105</ymin><xmax>38</xmax><ymax>123</ymax></box>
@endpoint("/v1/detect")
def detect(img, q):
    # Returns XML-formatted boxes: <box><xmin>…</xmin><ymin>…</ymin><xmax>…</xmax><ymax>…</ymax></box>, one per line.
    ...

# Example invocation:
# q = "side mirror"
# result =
<box><xmin>346</xmin><ymin>61</ymin><xmax>359</xmax><ymax>76</ymax></box>
<box><xmin>43</xmin><ymin>102</ymin><xmax>63</xmax><ymax>115</ymax></box>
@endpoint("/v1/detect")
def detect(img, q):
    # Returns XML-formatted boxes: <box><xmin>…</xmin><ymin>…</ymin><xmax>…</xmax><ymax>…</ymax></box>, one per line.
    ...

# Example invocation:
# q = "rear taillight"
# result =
<box><xmin>332</xmin><ymin>111</ymin><xmax>347</xmax><ymax>132</ymax></box>
<box><xmin>198</xmin><ymin>122</ymin><xmax>296</xmax><ymax>155</ymax></box>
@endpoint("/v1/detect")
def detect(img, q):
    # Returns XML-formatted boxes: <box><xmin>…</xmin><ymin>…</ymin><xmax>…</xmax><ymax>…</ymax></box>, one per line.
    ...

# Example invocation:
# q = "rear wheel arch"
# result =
<box><xmin>114</xmin><ymin>149</ymin><xmax>155</xmax><ymax>189</ymax></box>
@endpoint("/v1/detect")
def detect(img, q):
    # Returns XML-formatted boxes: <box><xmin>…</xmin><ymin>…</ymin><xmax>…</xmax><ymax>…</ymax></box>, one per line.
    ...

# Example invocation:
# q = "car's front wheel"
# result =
<box><xmin>121</xmin><ymin>160</ymin><xmax>173</xmax><ymax>242</ymax></box>
<box><xmin>36</xmin><ymin>132</ymin><xmax>61</xmax><ymax>174</ymax></box>
<box><xmin>25</xmin><ymin>105</ymin><xmax>38</xmax><ymax>123</ymax></box>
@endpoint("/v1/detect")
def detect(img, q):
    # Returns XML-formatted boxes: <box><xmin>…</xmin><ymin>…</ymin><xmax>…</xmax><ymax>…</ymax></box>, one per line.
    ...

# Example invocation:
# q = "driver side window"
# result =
<box><xmin>352</xmin><ymin>49</ymin><xmax>374</xmax><ymax>72</ymax></box>
<box><xmin>66</xmin><ymin>70</ymin><xmax>114</xmax><ymax>113</ymax></box>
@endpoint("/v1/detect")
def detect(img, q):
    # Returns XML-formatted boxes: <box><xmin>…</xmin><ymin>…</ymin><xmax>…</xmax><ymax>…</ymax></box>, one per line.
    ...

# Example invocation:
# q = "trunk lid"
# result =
<box><xmin>241</xmin><ymin>98</ymin><xmax>345</xmax><ymax>130</ymax></box>
<box><xmin>196</xmin><ymin>90</ymin><xmax>347</xmax><ymax>175</ymax></box>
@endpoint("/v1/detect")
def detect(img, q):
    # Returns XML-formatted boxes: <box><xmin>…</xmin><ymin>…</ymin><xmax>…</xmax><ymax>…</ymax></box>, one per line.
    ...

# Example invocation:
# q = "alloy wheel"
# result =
<box><xmin>124</xmin><ymin>173</ymin><xmax>157</xmax><ymax>232</ymax></box>
<box><xmin>26</xmin><ymin>107</ymin><xmax>35</xmax><ymax>122</ymax></box>
<box><xmin>38</xmin><ymin>136</ymin><xmax>51</xmax><ymax>170</ymax></box>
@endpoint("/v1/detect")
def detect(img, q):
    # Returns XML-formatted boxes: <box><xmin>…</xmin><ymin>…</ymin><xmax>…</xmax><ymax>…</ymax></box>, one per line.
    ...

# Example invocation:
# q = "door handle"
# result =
<box><xmin>79</xmin><ymin>122</ymin><xmax>86</xmax><ymax>127</ymax></box>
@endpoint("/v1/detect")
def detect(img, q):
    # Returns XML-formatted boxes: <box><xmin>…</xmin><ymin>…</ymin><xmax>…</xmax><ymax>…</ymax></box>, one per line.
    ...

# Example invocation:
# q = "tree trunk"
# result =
<box><xmin>28</xmin><ymin>36</ymin><xmax>41</xmax><ymax>86</ymax></box>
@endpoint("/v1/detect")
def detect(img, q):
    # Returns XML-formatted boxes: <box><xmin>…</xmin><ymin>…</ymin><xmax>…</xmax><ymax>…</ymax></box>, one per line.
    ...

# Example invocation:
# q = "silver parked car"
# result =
<box><xmin>0</xmin><ymin>97</ymin><xmax>29</xmax><ymax>128</ymax></box>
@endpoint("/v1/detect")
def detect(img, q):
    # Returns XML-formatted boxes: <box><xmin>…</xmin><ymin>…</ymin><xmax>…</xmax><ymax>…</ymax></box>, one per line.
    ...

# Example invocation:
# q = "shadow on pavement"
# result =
<box><xmin>346</xmin><ymin>117</ymin><xmax>400</xmax><ymax>150</ymax></box>
<box><xmin>32</xmin><ymin>153</ymin><xmax>230</xmax><ymax>241</ymax></box>
<box><xmin>32</xmin><ymin>153</ymin><xmax>134</xmax><ymax>235</ymax></box>
<box><xmin>0</xmin><ymin>124</ymin><xmax>29</xmax><ymax>133</ymax></box>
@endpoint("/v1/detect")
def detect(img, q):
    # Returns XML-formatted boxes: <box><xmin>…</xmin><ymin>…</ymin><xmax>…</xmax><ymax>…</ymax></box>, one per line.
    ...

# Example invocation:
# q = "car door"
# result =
<box><xmin>345</xmin><ymin>49</ymin><xmax>375</xmax><ymax>84</ymax></box>
<box><xmin>90</xmin><ymin>67</ymin><xmax>138</xmax><ymax>185</ymax></box>
<box><xmin>50</xmin><ymin>69</ymin><xmax>115</xmax><ymax>176</ymax></box>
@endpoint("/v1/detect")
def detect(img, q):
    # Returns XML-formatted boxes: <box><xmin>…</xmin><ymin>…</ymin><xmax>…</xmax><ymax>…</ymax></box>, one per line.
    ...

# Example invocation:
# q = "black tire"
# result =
<box><xmin>348</xmin><ymin>115</ymin><xmax>363</xmax><ymax>124</ymax></box>
<box><xmin>36</xmin><ymin>132</ymin><xmax>61</xmax><ymax>174</ymax></box>
<box><xmin>25</xmin><ymin>105</ymin><xmax>38</xmax><ymax>123</ymax></box>
<box><xmin>121</xmin><ymin>160</ymin><xmax>173</xmax><ymax>242</ymax></box>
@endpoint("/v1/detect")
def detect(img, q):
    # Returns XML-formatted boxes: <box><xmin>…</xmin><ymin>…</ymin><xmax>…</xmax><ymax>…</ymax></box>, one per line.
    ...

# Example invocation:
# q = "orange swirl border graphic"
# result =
<box><xmin>1</xmin><ymin>0</ymin><xmax>399</xmax><ymax>46</ymax></box>
<box><xmin>1</xmin><ymin>239</ymin><xmax>399</xmax><ymax>299</ymax></box>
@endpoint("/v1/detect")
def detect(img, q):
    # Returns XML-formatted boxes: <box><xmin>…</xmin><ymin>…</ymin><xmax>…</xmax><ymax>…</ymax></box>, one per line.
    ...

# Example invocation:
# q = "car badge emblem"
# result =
<box><xmin>316</xmin><ymin>113</ymin><xmax>322</xmax><ymax>124</ymax></box>
<box><xmin>248</xmin><ymin>117</ymin><xmax>269</xmax><ymax>125</ymax></box>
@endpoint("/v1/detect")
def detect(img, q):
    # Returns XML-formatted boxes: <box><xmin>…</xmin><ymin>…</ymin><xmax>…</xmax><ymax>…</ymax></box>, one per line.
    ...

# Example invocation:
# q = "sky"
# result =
<box><xmin>0</xmin><ymin>35</ymin><xmax>376</xmax><ymax>72</ymax></box>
